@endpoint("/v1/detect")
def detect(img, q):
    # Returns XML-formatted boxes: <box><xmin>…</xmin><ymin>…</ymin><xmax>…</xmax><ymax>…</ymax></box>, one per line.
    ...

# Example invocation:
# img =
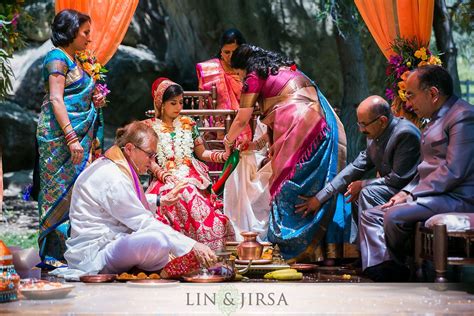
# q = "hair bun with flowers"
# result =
<box><xmin>151</xmin><ymin>77</ymin><xmax>176</xmax><ymax>118</ymax></box>
<box><xmin>385</xmin><ymin>38</ymin><xmax>442</xmax><ymax>127</ymax></box>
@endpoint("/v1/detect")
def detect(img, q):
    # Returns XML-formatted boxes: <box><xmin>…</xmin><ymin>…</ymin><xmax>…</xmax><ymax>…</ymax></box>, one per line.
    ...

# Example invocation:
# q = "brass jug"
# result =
<box><xmin>237</xmin><ymin>231</ymin><xmax>263</xmax><ymax>260</ymax></box>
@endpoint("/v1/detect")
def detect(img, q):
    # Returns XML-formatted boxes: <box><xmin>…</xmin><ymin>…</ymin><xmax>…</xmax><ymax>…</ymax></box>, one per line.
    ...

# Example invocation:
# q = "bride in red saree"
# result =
<box><xmin>143</xmin><ymin>78</ymin><xmax>235</xmax><ymax>251</ymax></box>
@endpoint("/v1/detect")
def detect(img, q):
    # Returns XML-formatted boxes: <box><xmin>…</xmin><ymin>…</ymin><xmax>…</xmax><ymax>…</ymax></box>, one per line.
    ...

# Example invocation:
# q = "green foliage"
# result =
<box><xmin>0</xmin><ymin>231</ymin><xmax>38</xmax><ymax>249</ymax></box>
<box><xmin>448</xmin><ymin>0</ymin><xmax>473</xmax><ymax>34</ymax></box>
<box><xmin>0</xmin><ymin>1</ymin><xmax>28</xmax><ymax>100</ymax></box>
<box><xmin>315</xmin><ymin>0</ymin><xmax>366</xmax><ymax>37</ymax></box>
<box><xmin>447</xmin><ymin>0</ymin><xmax>474</xmax><ymax>64</ymax></box>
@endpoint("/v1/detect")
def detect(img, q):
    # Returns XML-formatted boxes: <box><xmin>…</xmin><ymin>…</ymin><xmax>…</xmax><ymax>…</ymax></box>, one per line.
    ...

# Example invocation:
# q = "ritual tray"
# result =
<box><xmin>126</xmin><ymin>279</ymin><xmax>179</xmax><ymax>287</ymax></box>
<box><xmin>289</xmin><ymin>263</ymin><xmax>318</xmax><ymax>272</ymax></box>
<box><xmin>235</xmin><ymin>259</ymin><xmax>273</xmax><ymax>265</ymax></box>
<box><xmin>235</xmin><ymin>263</ymin><xmax>290</xmax><ymax>275</ymax></box>
<box><xmin>182</xmin><ymin>275</ymin><xmax>228</xmax><ymax>283</ymax></box>
<box><xmin>80</xmin><ymin>274</ymin><xmax>116</xmax><ymax>283</ymax></box>
<box><xmin>20</xmin><ymin>284</ymin><xmax>74</xmax><ymax>300</ymax></box>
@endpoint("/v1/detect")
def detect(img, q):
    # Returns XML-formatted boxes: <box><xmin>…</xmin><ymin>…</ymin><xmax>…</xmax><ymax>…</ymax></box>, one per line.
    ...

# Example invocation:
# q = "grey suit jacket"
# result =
<box><xmin>316</xmin><ymin>117</ymin><xmax>421</xmax><ymax>204</ymax></box>
<box><xmin>404</xmin><ymin>96</ymin><xmax>474</xmax><ymax>213</ymax></box>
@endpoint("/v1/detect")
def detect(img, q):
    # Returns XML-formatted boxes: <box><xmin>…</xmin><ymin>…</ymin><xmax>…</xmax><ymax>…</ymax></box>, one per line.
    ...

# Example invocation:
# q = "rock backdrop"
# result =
<box><xmin>2</xmin><ymin>0</ymin><xmax>386</xmax><ymax>172</ymax></box>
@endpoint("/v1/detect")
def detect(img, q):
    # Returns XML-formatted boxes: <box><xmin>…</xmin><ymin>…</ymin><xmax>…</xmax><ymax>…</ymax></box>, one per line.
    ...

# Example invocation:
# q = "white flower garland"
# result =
<box><xmin>153</xmin><ymin>117</ymin><xmax>194</xmax><ymax>180</ymax></box>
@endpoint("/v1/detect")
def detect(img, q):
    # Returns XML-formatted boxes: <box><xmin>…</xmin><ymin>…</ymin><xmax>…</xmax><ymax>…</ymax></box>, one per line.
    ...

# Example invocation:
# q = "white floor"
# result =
<box><xmin>3</xmin><ymin>282</ymin><xmax>474</xmax><ymax>315</ymax></box>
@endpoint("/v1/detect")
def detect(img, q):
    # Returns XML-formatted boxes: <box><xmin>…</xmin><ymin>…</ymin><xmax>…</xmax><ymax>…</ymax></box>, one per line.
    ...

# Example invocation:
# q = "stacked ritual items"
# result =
<box><xmin>231</xmin><ymin>232</ymin><xmax>291</xmax><ymax>276</ymax></box>
<box><xmin>0</xmin><ymin>241</ymin><xmax>20</xmax><ymax>303</ymax></box>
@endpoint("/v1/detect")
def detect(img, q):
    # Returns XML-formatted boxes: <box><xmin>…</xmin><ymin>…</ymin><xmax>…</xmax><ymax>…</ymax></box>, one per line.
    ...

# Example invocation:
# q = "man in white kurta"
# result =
<box><xmin>63</xmin><ymin>122</ymin><xmax>215</xmax><ymax>276</ymax></box>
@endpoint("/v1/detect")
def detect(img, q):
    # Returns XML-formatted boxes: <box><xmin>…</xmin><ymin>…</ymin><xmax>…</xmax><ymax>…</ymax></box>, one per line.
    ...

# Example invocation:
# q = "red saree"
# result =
<box><xmin>144</xmin><ymin>117</ymin><xmax>235</xmax><ymax>251</ymax></box>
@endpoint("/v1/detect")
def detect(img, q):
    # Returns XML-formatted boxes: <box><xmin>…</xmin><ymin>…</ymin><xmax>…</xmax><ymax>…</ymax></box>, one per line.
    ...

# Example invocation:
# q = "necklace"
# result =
<box><xmin>152</xmin><ymin>116</ymin><xmax>194</xmax><ymax>180</ymax></box>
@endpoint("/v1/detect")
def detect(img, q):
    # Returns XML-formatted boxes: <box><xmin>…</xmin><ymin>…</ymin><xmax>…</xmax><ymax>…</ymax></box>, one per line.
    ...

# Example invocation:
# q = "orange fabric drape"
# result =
<box><xmin>354</xmin><ymin>0</ymin><xmax>434</xmax><ymax>59</ymax></box>
<box><xmin>55</xmin><ymin>0</ymin><xmax>138</xmax><ymax>65</ymax></box>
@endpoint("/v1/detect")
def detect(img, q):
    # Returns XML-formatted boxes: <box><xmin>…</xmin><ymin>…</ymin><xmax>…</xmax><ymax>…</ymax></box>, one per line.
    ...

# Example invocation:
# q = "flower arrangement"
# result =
<box><xmin>75</xmin><ymin>50</ymin><xmax>110</xmax><ymax>106</ymax></box>
<box><xmin>385</xmin><ymin>38</ymin><xmax>442</xmax><ymax>127</ymax></box>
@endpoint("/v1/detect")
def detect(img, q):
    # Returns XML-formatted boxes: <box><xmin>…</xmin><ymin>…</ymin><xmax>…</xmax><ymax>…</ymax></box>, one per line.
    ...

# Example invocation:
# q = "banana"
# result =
<box><xmin>272</xmin><ymin>272</ymin><xmax>303</xmax><ymax>280</ymax></box>
<box><xmin>264</xmin><ymin>268</ymin><xmax>298</xmax><ymax>279</ymax></box>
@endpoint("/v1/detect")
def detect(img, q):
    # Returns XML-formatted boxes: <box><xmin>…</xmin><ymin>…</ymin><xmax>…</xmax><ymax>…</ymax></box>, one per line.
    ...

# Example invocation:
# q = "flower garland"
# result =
<box><xmin>153</xmin><ymin>116</ymin><xmax>195</xmax><ymax>180</ymax></box>
<box><xmin>75</xmin><ymin>49</ymin><xmax>110</xmax><ymax>103</ymax></box>
<box><xmin>385</xmin><ymin>38</ymin><xmax>442</xmax><ymax>127</ymax></box>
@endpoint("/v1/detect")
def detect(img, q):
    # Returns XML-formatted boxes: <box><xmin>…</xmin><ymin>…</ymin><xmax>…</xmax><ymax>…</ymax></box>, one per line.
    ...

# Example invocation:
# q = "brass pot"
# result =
<box><xmin>237</xmin><ymin>232</ymin><xmax>263</xmax><ymax>260</ymax></box>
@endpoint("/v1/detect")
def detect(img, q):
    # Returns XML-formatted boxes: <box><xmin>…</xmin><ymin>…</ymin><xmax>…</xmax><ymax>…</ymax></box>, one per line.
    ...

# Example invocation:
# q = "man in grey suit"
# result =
<box><xmin>362</xmin><ymin>65</ymin><xmax>474</xmax><ymax>281</ymax></box>
<box><xmin>295</xmin><ymin>95</ymin><xmax>421</xmax><ymax>221</ymax></box>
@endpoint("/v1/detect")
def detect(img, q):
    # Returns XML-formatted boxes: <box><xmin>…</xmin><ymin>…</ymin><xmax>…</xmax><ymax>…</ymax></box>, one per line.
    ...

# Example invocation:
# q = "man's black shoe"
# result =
<box><xmin>363</xmin><ymin>260</ymin><xmax>410</xmax><ymax>282</ymax></box>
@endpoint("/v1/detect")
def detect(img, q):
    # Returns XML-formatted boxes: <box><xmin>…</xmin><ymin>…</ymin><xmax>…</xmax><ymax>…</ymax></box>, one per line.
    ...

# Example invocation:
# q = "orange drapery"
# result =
<box><xmin>55</xmin><ymin>0</ymin><xmax>138</xmax><ymax>65</ymax></box>
<box><xmin>354</xmin><ymin>0</ymin><xmax>434</xmax><ymax>59</ymax></box>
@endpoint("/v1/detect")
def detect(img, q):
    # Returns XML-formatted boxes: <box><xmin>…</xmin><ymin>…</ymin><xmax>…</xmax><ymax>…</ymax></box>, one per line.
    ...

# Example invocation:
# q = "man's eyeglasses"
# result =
<box><xmin>356</xmin><ymin>115</ymin><xmax>382</xmax><ymax>129</ymax></box>
<box><xmin>134</xmin><ymin>144</ymin><xmax>158</xmax><ymax>159</ymax></box>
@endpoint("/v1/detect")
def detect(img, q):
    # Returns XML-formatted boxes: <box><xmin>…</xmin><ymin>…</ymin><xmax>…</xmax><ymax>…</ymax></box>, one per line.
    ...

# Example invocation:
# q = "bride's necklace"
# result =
<box><xmin>153</xmin><ymin>117</ymin><xmax>194</xmax><ymax>179</ymax></box>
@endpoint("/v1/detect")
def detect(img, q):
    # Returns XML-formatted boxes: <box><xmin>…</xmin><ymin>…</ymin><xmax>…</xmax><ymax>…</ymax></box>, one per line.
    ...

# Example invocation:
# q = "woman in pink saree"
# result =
<box><xmin>196</xmin><ymin>29</ymin><xmax>252</xmax><ymax>146</ymax></box>
<box><xmin>224</xmin><ymin>45</ymin><xmax>355</xmax><ymax>261</ymax></box>
<box><xmin>144</xmin><ymin>78</ymin><xmax>235</xmax><ymax>251</ymax></box>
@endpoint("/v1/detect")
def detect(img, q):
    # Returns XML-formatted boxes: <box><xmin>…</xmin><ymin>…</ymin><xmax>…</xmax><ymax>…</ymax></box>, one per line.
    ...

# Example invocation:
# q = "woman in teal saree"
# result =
<box><xmin>37</xmin><ymin>10</ymin><xmax>105</xmax><ymax>265</ymax></box>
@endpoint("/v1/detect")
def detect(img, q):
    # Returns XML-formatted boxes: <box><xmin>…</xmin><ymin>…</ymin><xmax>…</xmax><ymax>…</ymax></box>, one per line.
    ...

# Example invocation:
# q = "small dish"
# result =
<box><xmin>316</xmin><ymin>266</ymin><xmax>341</xmax><ymax>271</ymax></box>
<box><xmin>182</xmin><ymin>275</ymin><xmax>228</xmax><ymax>283</ymax></box>
<box><xmin>20</xmin><ymin>284</ymin><xmax>74</xmax><ymax>300</ymax></box>
<box><xmin>80</xmin><ymin>274</ymin><xmax>116</xmax><ymax>283</ymax></box>
<box><xmin>235</xmin><ymin>259</ymin><xmax>272</xmax><ymax>265</ymax></box>
<box><xmin>289</xmin><ymin>263</ymin><xmax>318</xmax><ymax>272</ymax></box>
<box><xmin>126</xmin><ymin>279</ymin><xmax>179</xmax><ymax>287</ymax></box>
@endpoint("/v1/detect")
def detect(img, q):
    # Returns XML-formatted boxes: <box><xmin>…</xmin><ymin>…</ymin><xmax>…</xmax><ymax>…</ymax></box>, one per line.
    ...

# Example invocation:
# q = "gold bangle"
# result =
<box><xmin>223</xmin><ymin>135</ymin><xmax>235</xmax><ymax>146</ymax></box>
<box><xmin>62</xmin><ymin>122</ymin><xmax>72</xmax><ymax>132</ymax></box>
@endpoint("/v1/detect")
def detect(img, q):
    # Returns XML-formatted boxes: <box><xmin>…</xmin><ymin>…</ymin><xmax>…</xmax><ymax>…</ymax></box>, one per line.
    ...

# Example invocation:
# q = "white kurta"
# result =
<box><xmin>64</xmin><ymin>158</ymin><xmax>196</xmax><ymax>275</ymax></box>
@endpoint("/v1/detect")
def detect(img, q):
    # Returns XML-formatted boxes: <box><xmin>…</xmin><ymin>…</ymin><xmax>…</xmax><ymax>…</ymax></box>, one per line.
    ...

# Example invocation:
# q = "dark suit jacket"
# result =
<box><xmin>316</xmin><ymin>117</ymin><xmax>421</xmax><ymax>204</ymax></box>
<box><xmin>404</xmin><ymin>96</ymin><xmax>474</xmax><ymax>213</ymax></box>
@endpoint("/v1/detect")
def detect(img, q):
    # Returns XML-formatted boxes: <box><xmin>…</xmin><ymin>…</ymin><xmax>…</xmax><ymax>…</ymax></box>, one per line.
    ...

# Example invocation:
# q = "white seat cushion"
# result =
<box><xmin>425</xmin><ymin>213</ymin><xmax>474</xmax><ymax>232</ymax></box>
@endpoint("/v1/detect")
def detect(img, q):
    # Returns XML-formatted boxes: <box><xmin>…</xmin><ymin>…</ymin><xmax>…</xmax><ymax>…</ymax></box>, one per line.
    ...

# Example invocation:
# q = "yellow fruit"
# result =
<box><xmin>264</xmin><ymin>269</ymin><xmax>298</xmax><ymax>279</ymax></box>
<box><xmin>272</xmin><ymin>272</ymin><xmax>303</xmax><ymax>280</ymax></box>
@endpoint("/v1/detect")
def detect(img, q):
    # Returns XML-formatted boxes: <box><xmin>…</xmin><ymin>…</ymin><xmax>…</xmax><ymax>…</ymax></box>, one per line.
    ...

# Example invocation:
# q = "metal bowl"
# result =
<box><xmin>79</xmin><ymin>274</ymin><xmax>116</xmax><ymax>283</ymax></box>
<box><xmin>182</xmin><ymin>274</ymin><xmax>228</xmax><ymax>283</ymax></box>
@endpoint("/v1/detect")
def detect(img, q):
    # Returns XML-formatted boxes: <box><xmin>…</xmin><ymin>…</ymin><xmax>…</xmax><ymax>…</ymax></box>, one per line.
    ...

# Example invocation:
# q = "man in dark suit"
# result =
<box><xmin>296</xmin><ymin>95</ymin><xmax>421</xmax><ymax>267</ymax></box>
<box><xmin>362</xmin><ymin>65</ymin><xmax>474</xmax><ymax>281</ymax></box>
<box><xmin>296</xmin><ymin>95</ymin><xmax>421</xmax><ymax>222</ymax></box>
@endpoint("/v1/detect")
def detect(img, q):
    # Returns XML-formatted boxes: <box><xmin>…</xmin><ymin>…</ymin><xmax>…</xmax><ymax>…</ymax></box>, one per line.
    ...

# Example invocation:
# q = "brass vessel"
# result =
<box><xmin>237</xmin><ymin>231</ymin><xmax>263</xmax><ymax>260</ymax></box>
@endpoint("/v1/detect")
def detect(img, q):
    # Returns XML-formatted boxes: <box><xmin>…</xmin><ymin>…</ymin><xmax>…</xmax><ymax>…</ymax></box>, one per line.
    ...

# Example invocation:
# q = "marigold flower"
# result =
<box><xmin>400</xmin><ymin>70</ymin><xmax>411</xmax><ymax>82</ymax></box>
<box><xmin>398</xmin><ymin>89</ymin><xmax>407</xmax><ymax>102</ymax></box>
<box><xmin>183</xmin><ymin>157</ymin><xmax>192</xmax><ymax>166</ymax></box>
<box><xmin>428</xmin><ymin>56</ymin><xmax>442</xmax><ymax>65</ymax></box>
<box><xmin>182</xmin><ymin>124</ymin><xmax>191</xmax><ymax>130</ymax></box>
<box><xmin>166</xmin><ymin>160</ymin><xmax>176</xmax><ymax>170</ymax></box>
<box><xmin>414</xmin><ymin>47</ymin><xmax>427</xmax><ymax>60</ymax></box>
<box><xmin>83</xmin><ymin>62</ymin><xmax>93</xmax><ymax>73</ymax></box>
<box><xmin>418</xmin><ymin>60</ymin><xmax>428</xmax><ymax>67</ymax></box>
<box><xmin>398</xmin><ymin>81</ymin><xmax>406</xmax><ymax>90</ymax></box>
<box><xmin>180</xmin><ymin>116</ymin><xmax>192</xmax><ymax>124</ymax></box>
<box><xmin>93</xmin><ymin>63</ymin><xmax>101</xmax><ymax>73</ymax></box>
